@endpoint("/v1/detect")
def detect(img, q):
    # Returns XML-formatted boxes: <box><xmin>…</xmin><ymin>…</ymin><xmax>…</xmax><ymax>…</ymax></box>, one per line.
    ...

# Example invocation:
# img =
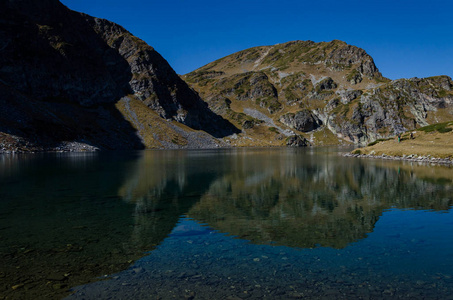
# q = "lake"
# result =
<box><xmin>0</xmin><ymin>148</ymin><xmax>452</xmax><ymax>299</ymax></box>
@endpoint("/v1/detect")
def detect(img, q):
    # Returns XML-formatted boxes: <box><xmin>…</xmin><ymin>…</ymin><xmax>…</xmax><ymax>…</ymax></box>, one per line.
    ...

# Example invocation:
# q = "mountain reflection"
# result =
<box><xmin>119</xmin><ymin>149</ymin><xmax>453</xmax><ymax>250</ymax></box>
<box><xmin>186</xmin><ymin>149</ymin><xmax>453</xmax><ymax>248</ymax></box>
<box><xmin>117</xmin><ymin>150</ymin><xmax>225</xmax><ymax>249</ymax></box>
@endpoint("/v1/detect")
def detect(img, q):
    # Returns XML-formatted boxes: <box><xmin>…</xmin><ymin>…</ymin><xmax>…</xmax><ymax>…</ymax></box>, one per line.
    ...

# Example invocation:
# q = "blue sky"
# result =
<box><xmin>60</xmin><ymin>0</ymin><xmax>453</xmax><ymax>79</ymax></box>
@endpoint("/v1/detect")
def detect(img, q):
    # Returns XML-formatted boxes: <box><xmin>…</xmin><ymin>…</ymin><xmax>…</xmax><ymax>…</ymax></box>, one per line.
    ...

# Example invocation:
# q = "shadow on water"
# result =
<box><xmin>1</xmin><ymin>148</ymin><xmax>452</xmax><ymax>299</ymax></box>
<box><xmin>0</xmin><ymin>151</ymin><xmax>224</xmax><ymax>299</ymax></box>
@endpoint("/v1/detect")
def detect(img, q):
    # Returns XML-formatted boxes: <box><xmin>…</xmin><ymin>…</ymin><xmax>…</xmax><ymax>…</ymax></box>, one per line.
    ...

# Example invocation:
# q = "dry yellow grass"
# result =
<box><xmin>115</xmin><ymin>96</ymin><xmax>190</xmax><ymax>148</ymax></box>
<box><xmin>222</xmin><ymin>125</ymin><xmax>287</xmax><ymax>147</ymax></box>
<box><xmin>427</xmin><ymin>108</ymin><xmax>453</xmax><ymax>124</ymax></box>
<box><xmin>311</xmin><ymin>127</ymin><xmax>349</xmax><ymax>145</ymax></box>
<box><xmin>356</xmin><ymin>129</ymin><xmax>453</xmax><ymax>159</ymax></box>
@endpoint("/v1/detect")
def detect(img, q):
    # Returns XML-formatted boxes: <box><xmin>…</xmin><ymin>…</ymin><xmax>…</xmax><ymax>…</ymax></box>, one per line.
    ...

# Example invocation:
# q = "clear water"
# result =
<box><xmin>0</xmin><ymin>148</ymin><xmax>452</xmax><ymax>299</ymax></box>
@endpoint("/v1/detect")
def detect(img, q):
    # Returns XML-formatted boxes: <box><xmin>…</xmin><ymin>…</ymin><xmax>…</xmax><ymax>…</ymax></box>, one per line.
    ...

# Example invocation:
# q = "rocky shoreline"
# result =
<box><xmin>344</xmin><ymin>152</ymin><xmax>453</xmax><ymax>166</ymax></box>
<box><xmin>0</xmin><ymin>141</ymin><xmax>100</xmax><ymax>154</ymax></box>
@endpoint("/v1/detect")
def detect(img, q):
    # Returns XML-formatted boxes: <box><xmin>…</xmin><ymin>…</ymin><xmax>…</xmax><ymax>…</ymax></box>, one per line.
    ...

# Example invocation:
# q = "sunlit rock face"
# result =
<box><xmin>184</xmin><ymin>40</ymin><xmax>453</xmax><ymax>146</ymax></box>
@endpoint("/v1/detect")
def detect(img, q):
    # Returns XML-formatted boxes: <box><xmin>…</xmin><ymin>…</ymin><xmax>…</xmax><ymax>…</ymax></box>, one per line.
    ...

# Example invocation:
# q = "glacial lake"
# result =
<box><xmin>1</xmin><ymin>148</ymin><xmax>453</xmax><ymax>299</ymax></box>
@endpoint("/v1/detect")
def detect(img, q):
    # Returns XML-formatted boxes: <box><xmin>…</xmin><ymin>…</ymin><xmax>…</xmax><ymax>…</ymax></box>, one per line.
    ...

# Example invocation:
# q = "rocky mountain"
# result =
<box><xmin>1</xmin><ymin>0</ymin><xmax>452</xmax><ymax>151</ymax></box>
<box><xmin>0</xmin><ymin>0</ymin><xmax>238</xmax><ymax>152</ymax></box>
<box><xmin>184</xmin><ymin>40</ymin><xmax>453</xmax><ymax>146</ymax></box>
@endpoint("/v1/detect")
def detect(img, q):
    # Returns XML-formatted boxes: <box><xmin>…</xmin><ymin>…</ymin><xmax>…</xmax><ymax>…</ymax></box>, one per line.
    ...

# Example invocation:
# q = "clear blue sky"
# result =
<box><xmin>60</xmin><ymin>0</ymin><xmax>453</xmax><ymax>79</ymax></box>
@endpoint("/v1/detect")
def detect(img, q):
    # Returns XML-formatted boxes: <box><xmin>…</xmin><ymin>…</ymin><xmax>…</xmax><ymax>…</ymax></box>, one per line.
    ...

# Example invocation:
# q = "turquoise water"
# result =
<box><xmin>1</xmin><ymin>148</ymin><xmax>452</xmax><ymax>299</ymax></box>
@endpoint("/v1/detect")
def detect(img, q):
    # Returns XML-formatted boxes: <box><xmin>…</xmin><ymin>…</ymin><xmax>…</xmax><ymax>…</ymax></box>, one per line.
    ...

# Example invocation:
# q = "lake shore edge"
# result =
<box><xmin>344</xmin><ymin>152</ymin><xmax>453</xmax><ymax>166</ymax></box>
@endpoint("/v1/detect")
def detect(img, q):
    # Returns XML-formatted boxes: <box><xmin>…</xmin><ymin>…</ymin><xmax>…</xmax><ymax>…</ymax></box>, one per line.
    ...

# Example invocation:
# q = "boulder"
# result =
<box><xmin>286</xmin><ymin>135</ymin><xmax>310</xmax><ymax>147</ymax></box>
<box><xmin>280</xmin><ymin>110</ymin><xmax>321</xmax><ymax>132</ymax></box>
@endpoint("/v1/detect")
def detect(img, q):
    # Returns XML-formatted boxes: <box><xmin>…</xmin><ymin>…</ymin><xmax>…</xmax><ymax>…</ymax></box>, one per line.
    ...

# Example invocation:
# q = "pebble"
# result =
<box><xmin>52</xmin><ymin>283</ymin><xmax>67</xmax><ymax>290</ymax></box>
<box><xmin>132</xmin><ymin>267</ymin><xmax>144</xmax><ymax>274</ymax></box>
<box><xmin>184</xmin><ymin>291</ymin><xmax>196</xmax><ymax>299</ymax></box>
<box><xmin>382</xmin><ymin>289</ymin><xmax>394</xmax><ymax>296</ymax></box>
<box><xmin>11</xmin><ymin>284</ymin><xmax>24</xmax><ymax>290</ymax></box>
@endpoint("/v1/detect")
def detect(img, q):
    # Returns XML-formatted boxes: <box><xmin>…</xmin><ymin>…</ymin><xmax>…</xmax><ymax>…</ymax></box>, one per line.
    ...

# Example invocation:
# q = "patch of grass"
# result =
<box><xmin>331</xmin><ymin>101</ymin><xmax>351</xmax><ymax>117</ymax></box>
<box><xmin>256</xmin><ymin>96</ymin><xmax>282</xmax><ymax>114</ymax></box>
<box><xmin>375</xmin><ymin>77</ymin><xmax>391</xmax><ymax>84</ymax></box>
<box><xmin>226</xmin><ymin>110</ymin><xmax>263</xmax><ymax>127</ymax></box>
<box><xmin>115</xmin><ymin>97</ymin><xmax>192</xmax><ymax>148</ymax></box>
<box><xmin>418</xmin><ymin>122</ymin><xmax>453</xmax><ymax>133</ymax></box>
<box><xmin>37</xmin><ymin>24</ymin><xmax>53</xmax><ymax>34</ymax></box>
<box><xmin>436</xmin><ymin>127</ymin><xmax>452</xmax><ymax>133</ymax></box>
<box><xmin>284</xmin><ymin>89</ymin><xmax>298</xmax><ymax>102</ymax></box>
<box><xmin>367</xmin><ymin>138</ymin><xmax>391</xmax><ymax>147</ymax></box>
<box><xmin>128</xmin><ymin>35</ymin><xmax>150</xmax><ymax>49</ymax></box>
<box><xmin>352</xmin><ymin>149</ymin><xmax>362</xmax><ymax>155</ymax></box>
<box><xmin>235</xmin><ymin>88</ymin><xmax>245</xmax><ymax>95</ymax></box>
<box><xmin>312</xmin><ymin>127</ymin><xmax>346</xmax><ymax>145</ymax></box>
<box><xmin>346</xmin><ymin>69</ymin><xmax>361</xmax><ymax>83</ymax></box>
<box><xmin>438</xmin><ymin>90</ymin><xmax>448</xmax><ymax>98</ymax></box>
<box><xmin>268</xmin><ymin>127</ymin><xmax>279</xmax><ymax>133</ymax></box>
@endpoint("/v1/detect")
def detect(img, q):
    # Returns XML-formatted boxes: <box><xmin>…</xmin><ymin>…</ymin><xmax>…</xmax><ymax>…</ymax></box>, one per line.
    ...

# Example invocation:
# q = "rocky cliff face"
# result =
<box><xmin>184</xmin><ymin>41</ymin><xmax>453</xmax><ymax>146</ymax></box>
<box><xmin>0</xmin><ymin>0</ymin><xmax>238</xmax><ymax>152</ymax></box>
<box><xmin>325</xmin><ymin>76</ymin><xmax>453</xmax><ymax>144</ymax></box>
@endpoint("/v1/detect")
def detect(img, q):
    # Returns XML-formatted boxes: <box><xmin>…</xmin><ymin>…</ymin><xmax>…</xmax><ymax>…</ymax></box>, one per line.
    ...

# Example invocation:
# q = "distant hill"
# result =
<box><xmin>184</xmin><ymin>40</ymin><xmax>453</xmax><ymax>146</ymax></box>
<box><xmin>0</xmin><ymin>0</ymin><xmax>238</xmax><ymax>152</ymax></box>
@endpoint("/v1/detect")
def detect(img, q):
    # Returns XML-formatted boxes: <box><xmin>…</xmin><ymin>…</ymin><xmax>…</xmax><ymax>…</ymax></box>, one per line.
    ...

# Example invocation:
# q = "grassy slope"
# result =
<box><xmin>116</xmin><ymin>96</ymin><xmax>226</xmax><ymax>149</ymax></box>
<box><xmin>352</xmin><ymin>122</ymin><xmax>453</xmax><ymax>159</ymax></box>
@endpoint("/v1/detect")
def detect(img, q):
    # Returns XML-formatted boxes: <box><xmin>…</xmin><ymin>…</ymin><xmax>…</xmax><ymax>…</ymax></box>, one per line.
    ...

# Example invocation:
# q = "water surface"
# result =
<box><xmin>0</xmin><ymin>148</ymin><xmax>452</xmax><ymax>299</ymax></box>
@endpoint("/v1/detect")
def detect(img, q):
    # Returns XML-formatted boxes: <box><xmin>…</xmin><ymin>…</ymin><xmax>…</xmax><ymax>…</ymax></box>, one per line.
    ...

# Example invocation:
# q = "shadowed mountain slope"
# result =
<box><xmin>0</xmin><ymin>0</ymin><xmax>239</xmax><ymax>152</ymax></box>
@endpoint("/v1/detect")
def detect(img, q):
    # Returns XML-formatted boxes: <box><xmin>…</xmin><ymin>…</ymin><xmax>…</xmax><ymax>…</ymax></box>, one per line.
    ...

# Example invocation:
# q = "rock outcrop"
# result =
<box><xmin>286</xmin><ymin>135</ymin><xmax>310</xmax><ymax>147</ymax></box>
<box><xmin>0</xmin><ymin>0</ymin><xmax>238</xmax><ymax>152</ymax></box>
<box><xmin>325</xmin><ymin>76</ymin><xmax>453</xmax><ymax>144</ymax></box>
<box><xmin>280</xmin><ymin>110</ymin><xmax>321</xmax><ymax>132</ymax></box>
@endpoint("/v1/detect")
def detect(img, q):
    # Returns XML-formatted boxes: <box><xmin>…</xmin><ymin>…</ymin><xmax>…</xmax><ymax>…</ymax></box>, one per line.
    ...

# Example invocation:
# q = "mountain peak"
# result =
<box><xmin>190</xmin><ymin>40</ymin><xmax>383</xmax><ymax>83</ymax></box>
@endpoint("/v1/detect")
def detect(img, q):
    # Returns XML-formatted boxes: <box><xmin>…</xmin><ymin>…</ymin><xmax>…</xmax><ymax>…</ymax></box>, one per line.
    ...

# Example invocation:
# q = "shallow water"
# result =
<box><xmin>0</xmin><ymin>148</ymin><xmax>452</xmax><ymax>299</ymax></box>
